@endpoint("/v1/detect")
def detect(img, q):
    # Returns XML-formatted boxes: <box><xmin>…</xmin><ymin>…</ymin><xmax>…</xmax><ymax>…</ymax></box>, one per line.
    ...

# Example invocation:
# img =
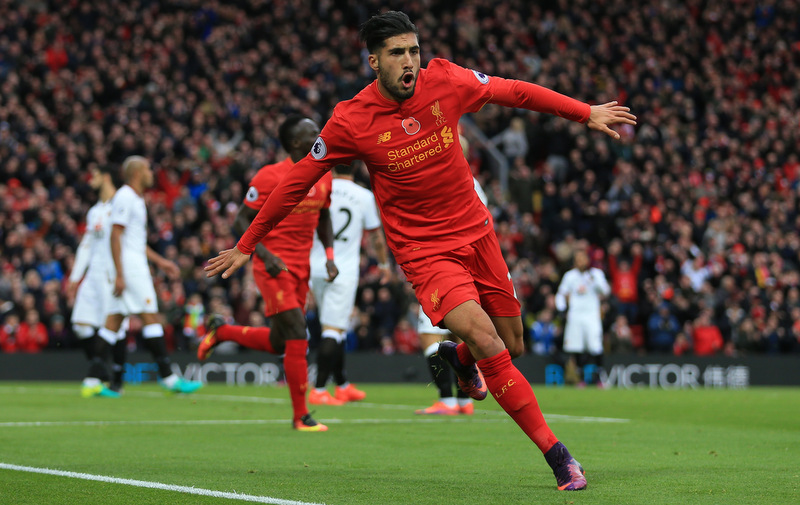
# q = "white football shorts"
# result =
<box><xmin>417</xmin><ymin>308</ymin><xmax>449</xmax><ymax>336</ymax></box>
<box><xmin>310</xmin><ymin>275</ymin><xmax>358</xmax><ymax>330</ymax></box>
<box><xmin>71</xmin><ymin>271</ymin><xmax>114</xmax><ymax>328</ymax></box>
<box><xmin>107</xmin><ymin>269</ymin><xmax>159</xmax><ymax>315</ymax></box>
<box><xmin>562</xmin><ymin>317</ymin><xmax>604</xmax><ymax>355</ymax></box>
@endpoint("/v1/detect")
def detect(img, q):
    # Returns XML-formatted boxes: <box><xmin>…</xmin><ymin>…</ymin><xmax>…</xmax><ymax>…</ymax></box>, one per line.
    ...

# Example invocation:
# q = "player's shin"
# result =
<box><xmin>315</xmin><ymin>333</ymin><xmax>339</xmax><ymax>389</ymax></box>
<box><xmin>477</xmin><ymin>349</ymin><xmax>559</xmax><ymax>453</ymax></box>
<box><xmin>87</xmin><ymin>335</ymin><xmax>112</xmax><ymax>382</ymax></box>
<box><xmin>332</xmin><ymin>338</ymin><xmax>347</xmax><ymax>385</ymax></box>
<box><xmin>284</xmin><ymin>339</ymin><xmax>310</xmax><ymax>421</ymax></box>
<box><xmin>111</xmin><ymin>335</ymin><xmax>127</xmax><ymax>391</ymax></box>
<box><xmin>424</xmin><ymin>342</ymin><xmax>454</xmax><ymax>398</ymax></box>
<box><xmin>73</xmin><ymin>325</ymin><xmax>96</xmax><ymax>360</ymax></box>
<box><xmin>141</xmin><ymin>324</ymin><xmax>172</xmax><ymax>379</ymax></box>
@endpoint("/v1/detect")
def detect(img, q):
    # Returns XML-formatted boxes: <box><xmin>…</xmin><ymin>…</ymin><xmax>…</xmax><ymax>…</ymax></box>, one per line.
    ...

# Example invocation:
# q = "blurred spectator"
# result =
<box><xmin>530</xmin><ymin>307</ymin><xmax>559</xmax><ymax>356</ymax></box>
<box><xmin>0</xmin><ymin>313</ymin><xmax>21</xmax><ymax>353</ymax></box>
<box><xmin>691</xmin><ymin>309</ymin><xmax>724</xmax><ymax>356</ymax></box>
<box><xmin>183</xmin><ymin>293</ymin><xmax>206</xmax><ymax>343</ymax></box>
<box><xmin>607</xmin><ymin>240</ymin><xmax>643</xmax><ymax>324</ymax></box>
<box><xmin>681</xmin><ymin>254</ymin><xmax>712</xmax><ymax>293</ymax></box>
<box><xmin>392</xmin><ymin>319</ymin><xmax>420</xmax><ymax>355</ymax></box>
<box><xmin>35</xmin><ymin>248</ymin><xmax>64</xmax><ymax>283</ymax></box>
<box><xmin>607</xmin><ymin>314</ymin><xmax>634</xmax><ymax>354</ymax></box>
<box><xmin>491</xmin><ymin>116</ymin><xmax>529</xmax><ymax>164</ymax></box>
<box><xmin>672</xmin><ymin>332</ymin><xmax>691</xmax><ymax>356</ymax></box>
<box><xmin>647</xmin><ymin>303</ymin><xmax>681</xmax><ymax>353</ymax></box>
<box><xmin>371</xmin><ymin>286</ymin><xmax>399</xmax><ymax>348</ymax></box>
<box><xmin>759</xmin><ymin>313</ymin><xmax>787</xmax><ymax>355</ymax></box>
<box><xmin>47</xmin><ymin>314</ymin><xmax>71</xmax><ymax>349</ymax></box>
<box><xmin>17</xmin><ymin>309</ymin><xmax>48</xmax><ymax>353</ymax></box>
<box><xmin>353</xmin><ymin>311</ymin><xmax>377</xmax><ymax>351</ymax></box>
<box><xmin>732</xmin><ymin>317</ymin><xmax>761</xmax><ymax>354</ymax></box>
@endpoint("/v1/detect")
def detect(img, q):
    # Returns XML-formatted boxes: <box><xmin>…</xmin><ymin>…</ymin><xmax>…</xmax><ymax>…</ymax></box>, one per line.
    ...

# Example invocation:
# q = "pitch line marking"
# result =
<box><xmin>0</xmin><ymin>386</ymin><xmax>630</xmax><ymax>423</ymax></box>
<box><xmin>0</xmin><ymin>418</ymin><xmax>504</xmax><ymax>428</ymax></box>
<box><xmin>0</xmin><ymin>462</ymin><xmax>326</xmax><ymax>505</ymax></box>
<box><xmin>0</xmin><ymin>415</ymin><xmax>627</xmax><ymax>429</ymax></box>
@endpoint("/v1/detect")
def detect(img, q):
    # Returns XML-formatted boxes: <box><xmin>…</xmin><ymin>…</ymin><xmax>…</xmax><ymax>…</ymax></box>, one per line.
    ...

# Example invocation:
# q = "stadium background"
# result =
<box><xmin>0</xmin><ymin>0</ymin><xmax>799</xmax><ymax>371</ymax></box>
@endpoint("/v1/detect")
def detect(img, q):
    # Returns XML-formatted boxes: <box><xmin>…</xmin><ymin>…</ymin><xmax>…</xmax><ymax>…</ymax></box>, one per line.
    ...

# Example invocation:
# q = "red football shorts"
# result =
<box><xmin>400</xmin><ymin>232</ymin><xmax>521</xmax><ymax>327</ymax></box>
<box><xmin>252</xmin><ymin>261</ymin><xmax>310</xmax><ymax>317</ymax></box>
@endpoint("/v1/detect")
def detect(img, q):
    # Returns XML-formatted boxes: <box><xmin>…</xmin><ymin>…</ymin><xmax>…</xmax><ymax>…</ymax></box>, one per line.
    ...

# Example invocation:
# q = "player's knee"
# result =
<box><xmin>507</xmin><ymin>340</ymin><xmax>524</xmax><ymax>359</ymax></box>
<box><xmin>284</xmin><ymin>323</ymin><xmax>307</xmax><ymax>342</ymax></box>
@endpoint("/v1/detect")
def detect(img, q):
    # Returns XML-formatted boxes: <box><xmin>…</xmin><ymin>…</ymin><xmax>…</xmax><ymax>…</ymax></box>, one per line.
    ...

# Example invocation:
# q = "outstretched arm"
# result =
<box><xmin>485</xmin><ymin>74</ymin><xmax>636</xmax><ymax>139</ymax></box>
<box><xmin>586</xmin><ymin>101</ymin><xmax>637</xmax><ymax>140</ymax></box>
<box><xmin>234</xmin><ymin>204</ymin><xmax>286</xmax><ymax>277</ymax></box>
<box><xmin>238</xmin><ymin>161</ymin><xmax>324</xmax><ymax>255</ymax></box>
<box><xmin>206</xmin><ymin>158</ymin><xmax>328</xmax><ymax>279</ymax></box>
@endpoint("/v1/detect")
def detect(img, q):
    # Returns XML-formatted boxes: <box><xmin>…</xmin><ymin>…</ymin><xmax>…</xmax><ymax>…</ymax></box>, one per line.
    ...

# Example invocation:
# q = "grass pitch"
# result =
<box><xmin>0</xmin><ymin>382</ymin><xmax>797</xmax><ymax>505</ymax></box>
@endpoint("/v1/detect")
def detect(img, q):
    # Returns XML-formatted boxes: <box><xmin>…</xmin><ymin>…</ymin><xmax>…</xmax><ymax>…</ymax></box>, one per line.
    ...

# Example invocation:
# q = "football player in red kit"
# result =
<box><xmin>199</xmin><ymin>115</ymin><xmax>337</xmax><ymax>432</ymax></box>
<box><xmin>206</xmin><ymin>11</ymin><xmax>635</xmax><ymax>488</ymax></box>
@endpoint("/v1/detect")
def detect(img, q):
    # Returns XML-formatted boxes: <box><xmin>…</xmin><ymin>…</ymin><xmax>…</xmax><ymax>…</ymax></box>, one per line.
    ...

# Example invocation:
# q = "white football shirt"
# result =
<box><xmin>310</xmin><ymin>178</ymin><xmax>382</xmax><ymax>280</ymax></box>
<box><xmin>70</xmin><ymin>200</ymin><xmax>114</xmax><ymax>282</ymax></box>
<box><xmin>555</xmin><ymin>267</ymin><xmax>611</xmax><ymax>320</ymax></box>
<box><xmin>110</xmin><ymin>185</ymin><xmax>150</xmax><ymax>273</ymax></box>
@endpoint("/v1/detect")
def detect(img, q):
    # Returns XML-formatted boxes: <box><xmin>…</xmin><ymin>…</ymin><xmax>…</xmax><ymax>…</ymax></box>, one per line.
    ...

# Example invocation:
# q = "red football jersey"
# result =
<box><xmin>239</xmin><ymin>59</ymin><xmax>590</xmax><ymax>264</ymax></box>
<box><xmin>243</xmin><ymin>157</ymin><xmax>332</xmax><ymax>271</ymax></box>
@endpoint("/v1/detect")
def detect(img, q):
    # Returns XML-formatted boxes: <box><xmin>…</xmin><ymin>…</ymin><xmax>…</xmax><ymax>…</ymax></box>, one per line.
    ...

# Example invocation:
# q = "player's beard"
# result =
<box><xmin>378</xmin><ymin>67</ymin><xmax>416</xmax><ymax>102</ymax></box>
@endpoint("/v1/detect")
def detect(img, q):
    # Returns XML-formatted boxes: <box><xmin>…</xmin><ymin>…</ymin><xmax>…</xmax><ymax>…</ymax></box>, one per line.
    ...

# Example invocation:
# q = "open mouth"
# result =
<box><xmin>401</xmin><ymin>72</ymin><xmax>414</xmax><ymax>88</ymax></box>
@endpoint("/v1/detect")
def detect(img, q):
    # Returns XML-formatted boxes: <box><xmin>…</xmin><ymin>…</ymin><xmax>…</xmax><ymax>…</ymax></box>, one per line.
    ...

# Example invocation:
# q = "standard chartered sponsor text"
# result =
<box><xmin>386</xmin><ymin>129</ymin><xmax>452</xmax><ymax>171</ymax></box>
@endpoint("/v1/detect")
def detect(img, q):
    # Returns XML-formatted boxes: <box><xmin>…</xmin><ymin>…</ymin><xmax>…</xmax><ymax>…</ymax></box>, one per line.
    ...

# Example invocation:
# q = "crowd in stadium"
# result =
<box><xmin>0</xmin><ymin>0</ymin><xmax>798</xmax><ymax>357</ymax></box>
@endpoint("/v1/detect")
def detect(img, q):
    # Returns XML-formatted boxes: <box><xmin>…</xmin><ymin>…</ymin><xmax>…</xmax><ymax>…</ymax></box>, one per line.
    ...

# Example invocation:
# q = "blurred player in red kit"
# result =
<box><xmin>199</xmin><ymin>115</ymin><xmax>337</xmax><ymax>432</ymax></box>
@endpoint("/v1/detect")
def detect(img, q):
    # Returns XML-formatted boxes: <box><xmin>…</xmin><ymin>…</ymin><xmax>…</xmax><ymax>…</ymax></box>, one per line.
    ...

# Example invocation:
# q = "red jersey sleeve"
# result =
<box><xmin>243</xmin><ymin>167</ymin><xmax>278</xmax><ymax>211</ymax></box>
<box><xmin>237</xmin><ymin>110</ymin><xmax>356</xmax><ymax>255</ymax></box>
<box><xmin>438</xmin><ymin>59</ymin><xmax>591</xmax><ymax>123</ymax></box>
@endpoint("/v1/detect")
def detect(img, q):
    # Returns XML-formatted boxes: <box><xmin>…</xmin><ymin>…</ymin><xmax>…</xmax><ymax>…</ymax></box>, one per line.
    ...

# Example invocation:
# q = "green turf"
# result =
<box><xmin>0</xmin><ymin>382</ymin><xmax>797</xmax><ymax>505</ymax></box>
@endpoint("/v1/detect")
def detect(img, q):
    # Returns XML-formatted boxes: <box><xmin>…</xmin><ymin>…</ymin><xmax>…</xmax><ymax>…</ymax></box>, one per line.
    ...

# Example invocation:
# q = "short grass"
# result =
<box><xmin>0</xmin><ymin>382</ymin><xmax>798</xmax><ymax>505</ymax></box>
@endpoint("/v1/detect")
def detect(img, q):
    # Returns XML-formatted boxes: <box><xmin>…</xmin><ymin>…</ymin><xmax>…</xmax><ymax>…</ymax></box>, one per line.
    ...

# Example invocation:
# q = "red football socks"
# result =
<box><xmin>478</xmin><ymin>349</ymin><xmax>559</xmax><ymax>453</ymax></box>
<box><xmin>456</xmin><ymin>342</ymin><xmax>476</xmax><ymax>367</ymax></box>
<box><xmin>284</xmin><ymin>339</ymin><xmax>310</xmax><ymax>421</ymax></box>
<box><xmin>215</xmin><ymin>325</ymin><xmax>276</xmax><ymax>354</ymax></box>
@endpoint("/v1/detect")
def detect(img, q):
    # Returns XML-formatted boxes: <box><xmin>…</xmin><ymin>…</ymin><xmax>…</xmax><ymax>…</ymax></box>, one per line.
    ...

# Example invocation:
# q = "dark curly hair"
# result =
<box><xmin>359</xmin><ymin>11</ymin><xmax>418</xmax><ymax>54</ymax></box>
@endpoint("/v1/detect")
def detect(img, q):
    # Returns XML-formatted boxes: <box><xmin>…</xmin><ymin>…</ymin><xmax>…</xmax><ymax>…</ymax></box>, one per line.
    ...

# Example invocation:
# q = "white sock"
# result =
<box><xmin>82</xmin><ymin>377</ymin><xmax>100</xmax><ymax>388</ymax></box>
<box><xmin>440</xmin><ymin>397</ymin><xmax>457</xmax><ymax>408</ymax></box>
<box><xmin>162</xmin><ymin>373</ymin><xmax>179</xmax><ymax>388</ymax></box>
<box><xmin>73</xmin><ymin>325</ymin><xmax>95</xmax><ymax>339</ymax></box>
<box><xmin>457</xmin><ymin>398</ymin><xmax>473</xmax><ymax>407</ymax></box>
<box><xmin>321</xmin><ymin>328</ymin><xmax>344</xmax><ymax>343</ymax></box>
<box><xmin>98</xmin><ymin>327</ymin><xmax>117</xmax><ymax>345</ymax></box>
<box><xmin>423</xmin><ymin>342</ymin><xmax>439</xmax><ymax>358</ymax></box>
<box><xmin>142</xmin><ymin>323</ymin><xmax>164</xmax><ymax>339</ymax></box>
